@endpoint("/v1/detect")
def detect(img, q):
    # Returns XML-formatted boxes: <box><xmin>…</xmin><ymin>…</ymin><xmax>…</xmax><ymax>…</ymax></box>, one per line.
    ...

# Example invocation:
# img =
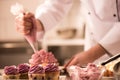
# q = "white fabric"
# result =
<box><xmin>35</xmin><ymin>0</ymin><xmax>73</xmax><ymax>31</ymax></box>
<box><xmin>82</xmin><ymin>0</ymin><xmax>120</xmax><ymax>63</ymax></box>
<box><xmin>35</xmin><ymin>0</ymin><xmax>120</xmax><ymax>63</ymax></box>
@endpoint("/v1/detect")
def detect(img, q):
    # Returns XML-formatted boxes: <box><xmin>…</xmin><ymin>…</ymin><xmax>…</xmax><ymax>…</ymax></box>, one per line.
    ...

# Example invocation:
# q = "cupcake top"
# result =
<box><xmin>45</xmin><ymin>63</ymin><xmax>59</xmax><ymax>72</ymax></box>
<box><xmin>4</xmin><ymin>65</ymin><xmax>18</xmax><ymax>75</ymax></box>
<box><xmin>29</xmin><ymin>49</ymin><xmax>58</xmax><ymax>65</ymax></box>
<box><xmin>67</xmin><ymin>63</ymin><xmax>101</xmax><ymax>80</ymax></box>
<box><xmin>17</xmin><ymin>63</ymin><xmax>30</xmax><ymax>73</ymax></box>
<box><xmin>29</xmin><ymin>65</ymin><xmax>45</xmax><ymax>74</ymax></box>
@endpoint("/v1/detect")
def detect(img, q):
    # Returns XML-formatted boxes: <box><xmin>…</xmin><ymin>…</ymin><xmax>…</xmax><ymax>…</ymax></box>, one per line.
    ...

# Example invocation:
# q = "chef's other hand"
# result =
<box><xmin>64</xmin><ymin>44</ymin><xmax>106</xmax><ymax>67</ymax></box>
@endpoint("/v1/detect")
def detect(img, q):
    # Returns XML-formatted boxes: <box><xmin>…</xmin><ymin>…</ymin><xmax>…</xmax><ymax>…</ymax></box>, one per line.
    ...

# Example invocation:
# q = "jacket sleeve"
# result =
<box><xmin>85</xmin><ymin>4</ymin><xmax>120</xmax><ymax>55</ymax></box>
<box><xmin>99</xmin><ymin>23</ymin><xmax>120</xmax><ymax>55</ymax></box>
<box><xmin>35</xmin><ymin>0</ymin><xmax>73</xmax><ymax>31</ymax></box>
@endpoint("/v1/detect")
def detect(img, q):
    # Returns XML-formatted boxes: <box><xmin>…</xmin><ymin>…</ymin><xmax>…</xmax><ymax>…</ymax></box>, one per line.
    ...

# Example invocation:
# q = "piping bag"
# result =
<box><xmin>10</xmin><ymin>3</ymin><xmax>38</xmax><ymax>53</ymax></box>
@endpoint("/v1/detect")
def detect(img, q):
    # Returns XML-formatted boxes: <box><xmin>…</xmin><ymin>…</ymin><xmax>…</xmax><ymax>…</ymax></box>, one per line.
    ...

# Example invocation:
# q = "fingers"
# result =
<box><xmin>16</xmin><ymin>22</ymin><xmax>32</xmax><ymax>35</ymax></box>
<box><xmin>64</xmin><ymin>56</ymin><xmax>78</xmax><ymax>68</ymax></box>
<box><xmin>15</xmin><ymin>12</ymin><xmax>34</xmax><ymax>35</ymax></box>
<box><xmin>16</xmin><ymin>27</ymin><xmax>30</xmax><ymax>35</ymax></box>
<box><xmin>24</xmin><ymin>12</ymin><xmax>34</xmax><ymax>18</ymax></box>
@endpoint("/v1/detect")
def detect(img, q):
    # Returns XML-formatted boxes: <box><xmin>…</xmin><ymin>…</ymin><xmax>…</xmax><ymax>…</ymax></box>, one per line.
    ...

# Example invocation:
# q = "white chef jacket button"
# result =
<box><xmin>113</xmin><ymin>14</ymin><xmax>116</xmax><ymax>17</ymax></box>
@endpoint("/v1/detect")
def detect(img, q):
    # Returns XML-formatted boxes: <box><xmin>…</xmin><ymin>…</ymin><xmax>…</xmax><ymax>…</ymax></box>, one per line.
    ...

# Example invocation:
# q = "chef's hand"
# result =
<box><xmin>64</xmin><ymin>43</ymin><xmax>107</xmax><ymax>67</ymax></box>
<box><xmin>15</xmin><ymin>12</ymin><xmax>44</xmax><ymax>35</ymax></box>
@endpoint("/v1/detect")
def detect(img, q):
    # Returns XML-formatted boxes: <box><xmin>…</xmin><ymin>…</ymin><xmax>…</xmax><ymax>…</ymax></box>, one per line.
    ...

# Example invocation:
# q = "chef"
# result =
<box><xmin>15</xmin><ymin>0</ymin><xmax>120</xmax><ymax>66</ymax></box>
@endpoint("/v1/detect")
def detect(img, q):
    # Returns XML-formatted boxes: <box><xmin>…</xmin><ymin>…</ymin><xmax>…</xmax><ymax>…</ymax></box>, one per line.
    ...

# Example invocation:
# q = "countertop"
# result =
<box><xmin>0</xmin><ymin>69</ymin><xmax>67</xmax><ymax>80</ymax></box>
<box><xmin>0</xmin><ymin>69</ymin><xmax>116</xmax><ymax>80</ymax></box>
<box><xmin>0</xmin><ymin>69</ymin><xmax>3</xmax><ymax>75</ymax></box>
<box><xmin>0</xmin><ymin>69</ymin><xmax>3</xmax><ymax>80</ymax></box>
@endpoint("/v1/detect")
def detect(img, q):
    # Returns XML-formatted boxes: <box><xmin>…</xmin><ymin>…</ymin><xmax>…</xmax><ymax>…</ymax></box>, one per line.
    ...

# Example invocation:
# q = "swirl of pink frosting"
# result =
<box><xmin>29</xmin><ymin>49</ymin><xmax>58</xmax><ymax>65</ymax></box>
<box><xmin>29</xmin><ymin>65</ymin><xmax>45</xmax><ymax>74</ymax></box>
<box><xmin>4</xmin><ymin>65</ymin><xmax>18</xmax><ymax>75</ymax></box>
<box><xmin>17</xmin><ymin>63</ymin><xmax>30</xmax><ymax>73</ymax></box>
<box><xmin>67</xmin><ymin>63</ymin><xmax>101</xmax><ymax>80</ymax></box>
<box><xmin>45</xmin><ymin>63</ymin><xmax>59</xmax><ymax>72</ymax></box>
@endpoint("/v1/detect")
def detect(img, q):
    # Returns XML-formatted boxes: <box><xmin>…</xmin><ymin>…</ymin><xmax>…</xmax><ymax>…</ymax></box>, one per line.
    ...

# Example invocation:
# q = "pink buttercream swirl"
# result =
<box><xmin>29</xmin><ymin>49</ymin><xmax>58</xmax><ymax>65</ymax></box>
<box><xmin>67</xmin><ymin>63</ymin><xmax>101</xmax><ymax>80</ymax></box>
<box><xmin>29</xmin><ymin>65</ymin><xmax>45</xmax><ymax>74</ymax></box>
<box><xmin>4</xmin><ymin>65</ymin><xmax>18</xmax><ymax>75</ymax></box>
<box><xmin>45</xmin><ymin>63</ymin><xmax>59</xmax><ymax>72</ymax></box>
<box><xmin>17</xmin><ymin>63</ymin><xmax>30</xmax><ymax>73</ymax></box>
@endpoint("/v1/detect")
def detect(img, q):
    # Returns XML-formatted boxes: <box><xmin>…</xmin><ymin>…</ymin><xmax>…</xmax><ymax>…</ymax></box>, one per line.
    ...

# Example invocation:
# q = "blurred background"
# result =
<box><xmin>0</xmin><ymin>0</ymin><xmax>86</xmax><ymax>68</ymax></box>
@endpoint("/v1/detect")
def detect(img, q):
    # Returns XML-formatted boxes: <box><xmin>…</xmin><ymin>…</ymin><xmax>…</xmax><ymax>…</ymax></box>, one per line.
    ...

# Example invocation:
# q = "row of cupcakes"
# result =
<box><xmin>3</xmin><ymin>63</ymin><xmax>59</xmax><ymax>80</ymax></box>
<box><xmin>3</xmin><ymin>63</ymin><xmax>30</xmax><ymax>79</ymax></box>
<box><xmin>3</xmin><ymin>49</ymin><xmax>60</xmax><ymax>80</ymax></box>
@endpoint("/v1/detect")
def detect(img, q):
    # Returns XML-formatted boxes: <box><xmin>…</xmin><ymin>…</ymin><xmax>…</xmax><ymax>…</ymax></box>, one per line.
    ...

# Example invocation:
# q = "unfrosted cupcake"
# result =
<box><xmin>3</xmin><ymin>65</ymin><xmax>19</xmax><ymax>80</ymax></box>
<box><xmin>17</xmin><ymin>63</ymin><xmax>30</xmax><ymax>79</ymax></box>
<box><xmin>28</xmin><ymin>65</ymin><xmax>45</xmax><ymax>80</ymax></box>
<box><xmin>45</xmin><ymin>63</ymin><xmax>60</xmax><ymax>80</ymax></box>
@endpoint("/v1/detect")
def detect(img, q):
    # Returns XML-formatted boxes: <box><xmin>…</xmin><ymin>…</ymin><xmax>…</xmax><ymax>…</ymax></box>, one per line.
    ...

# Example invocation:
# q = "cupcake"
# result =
<box><xmin>29</xmin><ymin>49</ymin><xmax>60</xmax><ymax>80</ymax></box>
<box><xmin>3</xmin><ymin>65</ymin><xmax>19</xmax><ymax>80</ymax></box>
<box><xmin>45</xmin><ymin>63</ymin><xmax>60</xmax><ymax>80</ymax></box>
<box><xmin>29</xmin><ymin>49</ymin><xmax>58</xmax><ymax>66</ymax></box>
<box><xmin>28</xmin><ymin>65</ymin><xmax>45</xmax><ymax>80</ymax></box>
<box><xmin>17</xmin><ymin>63</ymin><xmax>30</xmax><ymax>79</ymax></box>
<box><xmin>67</xmin><ymin>63</ymin><xmax>101</xmax><ymax>80</ymax></box>
<box><xmin>29</xmin><ymin>50</ymin><xmax>44</xmax><ymax>66</ymax></box>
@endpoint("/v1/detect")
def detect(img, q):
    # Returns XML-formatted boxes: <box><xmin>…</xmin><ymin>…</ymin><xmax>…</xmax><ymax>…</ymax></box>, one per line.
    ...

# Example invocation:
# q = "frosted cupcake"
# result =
<box><xmin>29</xmin><ymin>49</ymin><xmax>58</xmax><ymax>66</ymax></box>
<box><xmin>29</xmin><ymin>50</ymin><xmax>44</xmax><ymax>66</ymax></box>
<box><xmin>45</xmin><ymin>63</ymin><xmax>60</xmax><ymax>80</ymax></box>
<box><xmin>28</xmin><ymin>65</ymin><xmax>45</xmax><ymax>80</ymax></box>
<box><xmin>3</xmin><ymin>65</ymin><xmax>19</xmax><ymax>80</ymax></box>
<box><xmin>67</xmin><ymin>63</ymin><xmax>101</xmax><ymax>80</ymax></box>
<box><xmin>43</xmin><ymin>51</ymin><xmax>60</xmax><ymax>80</ymax></box>
<box><xmin>17</xmin><ymin>63</ymin><xmax>30</xmax><ymax>79</ymax></box>
<box><xmin>29</xmin><ymin>49</ymin><xmax>60</xmax><ymax>80</ymax></box>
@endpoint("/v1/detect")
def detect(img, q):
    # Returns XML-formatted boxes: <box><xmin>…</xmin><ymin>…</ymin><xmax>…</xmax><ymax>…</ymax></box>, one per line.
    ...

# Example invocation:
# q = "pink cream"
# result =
<box><xmin>29</xmin><ymin>49</ymin><xmax>58</xmax><ymax>65</ymax></box>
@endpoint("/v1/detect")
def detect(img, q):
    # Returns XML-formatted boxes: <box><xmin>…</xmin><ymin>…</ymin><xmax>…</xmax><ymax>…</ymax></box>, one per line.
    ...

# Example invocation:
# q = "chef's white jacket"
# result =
<box><xmin>35</xmin><ymin>0</ymin><xmax>120</xmax><ymax>64</ymax></box>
